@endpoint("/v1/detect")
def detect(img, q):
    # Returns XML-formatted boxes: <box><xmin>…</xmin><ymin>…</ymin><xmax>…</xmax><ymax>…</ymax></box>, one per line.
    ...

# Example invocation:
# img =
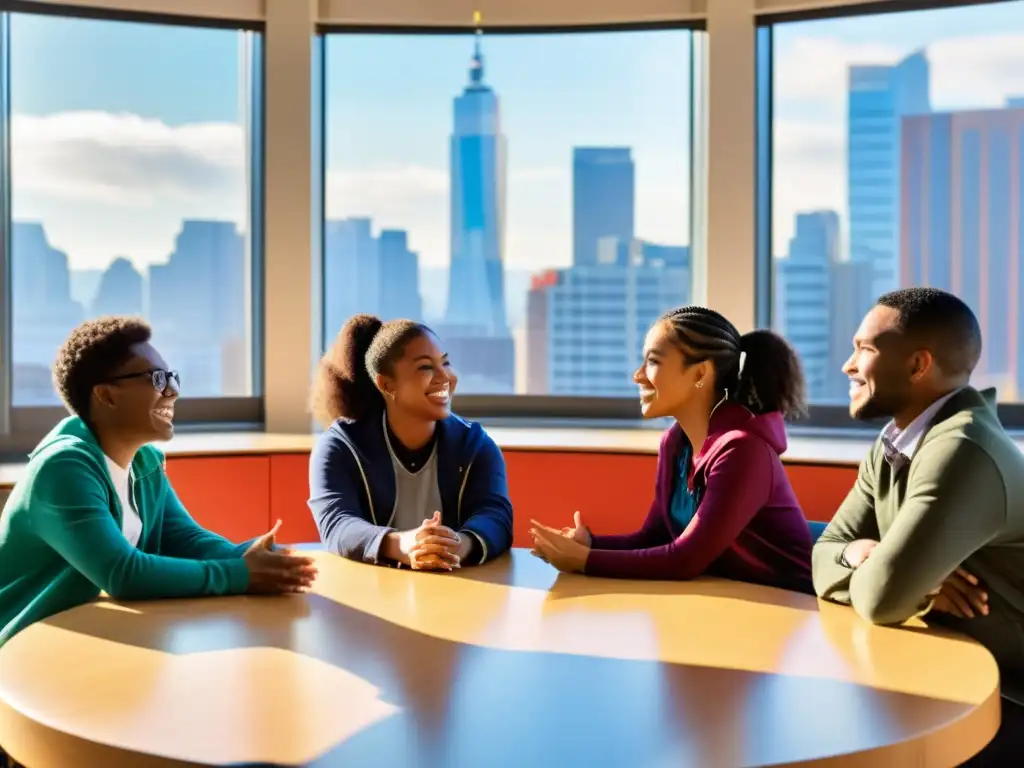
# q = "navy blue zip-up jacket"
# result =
<box><xmin>308</xmin><ymin>409</ymin><xmax>514</xmax><ymax>565</ymax></box>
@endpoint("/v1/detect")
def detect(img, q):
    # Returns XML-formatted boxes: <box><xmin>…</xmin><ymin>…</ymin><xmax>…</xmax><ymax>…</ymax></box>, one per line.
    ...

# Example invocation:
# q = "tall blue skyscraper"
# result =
<box><xmin>444</xmin><ymin>28</ymin><xmax>508</xmax><ymax>337</ymax></box>
<box><xmin>847</xmin><ymin>51</ymin><xmax>930</xmax><ymax>299</ymax></box>
<box><xmin>441</xmin><ymin>29</ymin><xmax>514</xmax><ymax>393</ymax></box>
<box><xmin>573</xmin><ymin>148</ymin><xmax>635</xmax><ymax>267</ymax></box>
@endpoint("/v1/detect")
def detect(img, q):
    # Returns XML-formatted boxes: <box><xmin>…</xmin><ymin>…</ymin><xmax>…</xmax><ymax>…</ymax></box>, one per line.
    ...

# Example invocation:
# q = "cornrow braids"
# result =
<box><xmin>659</xmin><ymin>306</ymin><xmax>808</xmax><ymax>419</ymax></box>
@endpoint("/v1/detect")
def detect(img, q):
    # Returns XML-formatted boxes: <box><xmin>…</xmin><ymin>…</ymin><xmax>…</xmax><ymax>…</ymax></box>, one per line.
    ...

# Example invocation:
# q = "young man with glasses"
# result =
<box><xmin>0</xmin><ymin>316</ymin><xmax>318</xmax><ymax>654</ymax></box>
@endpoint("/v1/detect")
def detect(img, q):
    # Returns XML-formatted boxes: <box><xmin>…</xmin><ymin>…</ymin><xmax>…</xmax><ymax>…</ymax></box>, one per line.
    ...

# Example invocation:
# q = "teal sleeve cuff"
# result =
<box><xmin>225</xmin><ymin>558</ymin><xmax>250</xmax><ymax>594</ymax></box>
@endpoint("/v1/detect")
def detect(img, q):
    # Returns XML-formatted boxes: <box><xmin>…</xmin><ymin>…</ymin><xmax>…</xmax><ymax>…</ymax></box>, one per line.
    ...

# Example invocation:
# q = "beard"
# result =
<box><xmin>850</xmin><ymin>382</ymin><xmax>910</xmax><ymax>422</ymax></box>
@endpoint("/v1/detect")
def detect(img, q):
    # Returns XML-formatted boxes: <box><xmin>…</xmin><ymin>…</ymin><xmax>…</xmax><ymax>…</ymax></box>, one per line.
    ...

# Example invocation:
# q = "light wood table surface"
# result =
<box><xmin>0</xmin><ymin>549</ymin><xmax>1001</xmax><ymax>767</ymax></box>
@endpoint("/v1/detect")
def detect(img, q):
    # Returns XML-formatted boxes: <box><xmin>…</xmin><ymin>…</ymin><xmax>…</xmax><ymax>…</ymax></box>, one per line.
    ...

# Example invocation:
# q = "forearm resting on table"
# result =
<box><xmin>848</xmin><ymin>563</ymin><xmax>935</xmax><ymax>624</ymax></box>
<box><xmin>812</xmin><ymin>540</ymin><xmax>855</xmax><ymax>604</ymax></box>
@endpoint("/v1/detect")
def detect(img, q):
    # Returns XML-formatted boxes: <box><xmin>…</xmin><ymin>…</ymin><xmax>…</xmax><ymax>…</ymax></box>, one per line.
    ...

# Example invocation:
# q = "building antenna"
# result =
<box><xmin>469</xmin><ymin>10</ymin><xmax>485</xmax><ymax>83</ymax></box>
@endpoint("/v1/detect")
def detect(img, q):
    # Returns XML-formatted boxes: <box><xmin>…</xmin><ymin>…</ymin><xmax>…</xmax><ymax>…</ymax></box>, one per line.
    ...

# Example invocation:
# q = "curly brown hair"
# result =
<box><xmin>661</xmin><ymin>306</ymin><xmax>808</xmax><ymax>420</ymax></box>
<box><xmin>53</xmin><ymin>316</ymin><xmax>152</xmax><ymax>420</ymax></box>
<box><xmin>310</xmin><ymin>314</ymin><xmax>434</xmax><ymax>427</ymax></box>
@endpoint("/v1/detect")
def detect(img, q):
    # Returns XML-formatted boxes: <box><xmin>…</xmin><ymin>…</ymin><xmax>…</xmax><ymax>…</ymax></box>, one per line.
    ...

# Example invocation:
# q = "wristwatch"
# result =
<box><xmin>836</xmin><ymin>545</ymin><xmax>853</xmax><ymax>569</ymax></box>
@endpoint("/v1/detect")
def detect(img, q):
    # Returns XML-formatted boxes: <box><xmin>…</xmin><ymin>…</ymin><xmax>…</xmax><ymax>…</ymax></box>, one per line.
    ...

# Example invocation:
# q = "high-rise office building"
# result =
<box><xmin>10</xmin><ymin>222</ymin><xmax>86</xmax><ymax>404</ymax></box>
<box><xmin>92</xmin><ymin>257</ymin><xmax>144</xmax><ymax>317</ymax></box>
<box><xmin>778</xmin><ymin>211</ymin><xmax>839</xmax><ymax>399</ymax></box>
<box><xmin>901</xmin><ymin>104</ymin><xmax>1024</xmax><ymax>397</ymax></box>
<box><xmin>323</xmin><ymin>217</ymin><xmax>381</xmax><ymax>336</ymax></box>
<box><xmin>525</xmin><ymin>241</ymin><xmax>689</xmax><ymax>396</ymax></box>
<box><xmin>573</xmin><ymin>147</ymin><xmax>635</xmax><ymax>267</ymax></box>
<box><xmin>378</xmin><ymin>229</ymin><xmax>422</xmax><ymax>322</ymax></box>
<box><xmin>827</xmin><ymin>258</ymin><xmax>874</xmax><ymax>401</ymax></box>
<box><xmin>441</xmin><ymin>29</ymin><xmax>514</xmax><ymax>392</ymax></box>
<box><xmin>847</xmin><ymin>51</ymin><xmax>930</xmax><ymax>299</ymax></box>
<box><xmin>149</xmin><ymin>220</ymin><xmax>247</xmax><ymax>396</ymax></box>
<box><xmin>322</xmin><ymin>218</ymin><xmax>423</xmax><ymax>334</ymax></box>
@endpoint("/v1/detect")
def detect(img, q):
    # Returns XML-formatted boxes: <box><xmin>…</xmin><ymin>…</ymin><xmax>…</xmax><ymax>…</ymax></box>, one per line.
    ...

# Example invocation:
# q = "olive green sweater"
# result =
<box><xmin>813</xmin><ymin>388</ymin><xmax>1024</xmax><ymax>695</ymax></box>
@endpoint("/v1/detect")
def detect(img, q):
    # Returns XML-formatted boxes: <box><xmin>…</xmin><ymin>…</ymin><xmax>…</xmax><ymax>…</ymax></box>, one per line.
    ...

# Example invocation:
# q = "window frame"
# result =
<box><xmin>0</xmin><ymin>4</ymin><xmax>267</xmax><ymax>460</ymax></box>
<box><xmin>756</xmin><ymin>0</ymin><xmax>1024</xmax><ymax>433</ymax></box>
<box><xmin>316</xmin><ymin>20</ymin><xmax>706</xmax><ymax>423</ymax></box>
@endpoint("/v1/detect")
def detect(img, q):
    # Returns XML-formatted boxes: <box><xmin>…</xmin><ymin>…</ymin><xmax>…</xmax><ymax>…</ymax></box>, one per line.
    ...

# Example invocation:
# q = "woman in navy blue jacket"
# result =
<box><xmin>308</xmin><ymin>314</ymin><xmax>513</xmax><ymax>569</ymax></box>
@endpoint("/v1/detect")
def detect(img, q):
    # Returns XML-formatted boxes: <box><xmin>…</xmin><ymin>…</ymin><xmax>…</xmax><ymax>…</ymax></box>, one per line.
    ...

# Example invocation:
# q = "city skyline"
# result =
<box><xmin>14</xmin><ymin>8</ymin><xmax>1024</xmax><ymax>274</ymax></box>
<box><xmin>772</xmin><ymin>1</ymin><xmax>1024</xmax><ymax>257</ymax></box>
<box><xmin>776</xmin><ymin>38</ymin><xmax>1024</xmax><ymax>405</ymax></box>
<box><xmin>11</xmin><ymin>2</ymin><xmax>1024</xmax><ymax>404</ymax></box>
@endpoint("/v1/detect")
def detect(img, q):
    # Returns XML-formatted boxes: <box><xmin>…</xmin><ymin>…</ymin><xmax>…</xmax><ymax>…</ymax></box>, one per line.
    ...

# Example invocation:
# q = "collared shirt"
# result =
<box><xmin>837</xmin><ymin>388</ymin><xmax>965</xmax><ymax>569</ymax></box>
<box><xmin>880</xmin><ymin>388</ymin><xmax>963</xmax><ymax>473</ymax></box>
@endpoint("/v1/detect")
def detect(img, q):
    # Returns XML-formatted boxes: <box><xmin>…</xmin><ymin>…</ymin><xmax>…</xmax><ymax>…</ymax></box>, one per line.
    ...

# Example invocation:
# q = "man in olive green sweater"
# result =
<box><xmin>813</xmin><ymin>288</ymin><xmax>1024</xmax><ymax>766</ymax></box>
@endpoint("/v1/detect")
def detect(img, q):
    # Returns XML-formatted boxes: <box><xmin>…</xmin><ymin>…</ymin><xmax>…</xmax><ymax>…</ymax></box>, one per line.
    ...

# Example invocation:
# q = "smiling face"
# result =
<box><xmin>632</xmin><ymin>320</ymin><xmax>709</xmax><ymax>420</ymax></box>
<box><xmin>377</xmin><ymin>331</ymin><xmax>457</xmax><ymax>422</ymax></box>
<box><xmin>94</xmin><ymin>341</ymin><xmax>180</xmax><ymax>442</ymax></box>
<box><xmin>843</xmin><ymin>305</ymin><xmax>922</xmax><ymax>422</ymax></box>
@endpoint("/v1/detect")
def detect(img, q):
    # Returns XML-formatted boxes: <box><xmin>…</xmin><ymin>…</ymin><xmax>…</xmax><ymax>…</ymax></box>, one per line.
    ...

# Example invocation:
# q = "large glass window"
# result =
<box><xmin>9</xmin><ymin>13</ymin><xmax>260</xmax><ymax>409</ymax></box>
<box><xmin>768</xmin><ymin>1</ymin><xmax>1024</xmax><ymax>409</ymax></box>
<box><xmin>322</xmin><ymin>28</ymin><xmax>693</xmax><ymax>397</ymax></box>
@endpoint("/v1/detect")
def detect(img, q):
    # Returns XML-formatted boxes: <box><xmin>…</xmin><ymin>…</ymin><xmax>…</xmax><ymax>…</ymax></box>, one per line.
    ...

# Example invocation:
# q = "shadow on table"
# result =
<box><xmin>41</xmin><ymin>588</ymin><xmax>974</xmax><ymax>768</ymax></box>
<box><xmin>454</xmin><ymin>552</ymin><xmax>818</xmax><ymax>613</ymax></box>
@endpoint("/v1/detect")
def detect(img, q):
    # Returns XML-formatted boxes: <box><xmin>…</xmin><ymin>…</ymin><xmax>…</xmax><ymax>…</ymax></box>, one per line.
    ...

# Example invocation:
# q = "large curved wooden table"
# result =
<box><xmin>0</xmin><ymin>550</ymin><xmax>1001</xmax><ymax>767</ymax></box>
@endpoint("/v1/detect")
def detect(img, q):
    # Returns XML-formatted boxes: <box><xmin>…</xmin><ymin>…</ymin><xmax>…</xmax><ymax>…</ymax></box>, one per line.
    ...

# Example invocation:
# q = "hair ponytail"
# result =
<box><xmin>310</xmin><ymin>314</ymin><xmax>436</xmax><ymax>427</ymax></box>
<box><xmin>735</xmin><ymin>329</ymin><xmax>807</xmax><ymax>419</ymax></box>
<box><xmin>660</xmin><ymin>306</ymin><xmax>807</xmax><ymax>420</ymax></box>
<box><xmin>310</xmin><ymin>314</ymin><xmax>384</xmax><ymax>427</ymax></box>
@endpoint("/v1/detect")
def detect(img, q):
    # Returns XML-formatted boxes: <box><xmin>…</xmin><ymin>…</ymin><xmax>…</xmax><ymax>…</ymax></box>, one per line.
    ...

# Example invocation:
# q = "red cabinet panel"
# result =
<box><xmin>165</xmin><ymin>456</ymin><xmax>271</xmax><ymax>543</ymax></box>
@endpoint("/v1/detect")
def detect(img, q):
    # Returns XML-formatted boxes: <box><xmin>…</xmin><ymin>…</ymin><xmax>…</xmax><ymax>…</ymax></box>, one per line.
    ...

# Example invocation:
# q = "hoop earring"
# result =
<box><xmin>385</xmin><ymin>391</ymin><xmax>395</xmax><ymax>401</ymax></box>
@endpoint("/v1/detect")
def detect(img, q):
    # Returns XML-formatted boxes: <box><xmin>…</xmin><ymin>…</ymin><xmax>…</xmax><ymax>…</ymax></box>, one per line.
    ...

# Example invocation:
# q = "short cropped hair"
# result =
<box><xmin>53</xmin><ymin>316</ymin><xmax>152</xmax><ymax>419</ymax></box>
<box><xmin>876</xmin><ymin>287</ymin><xmax>982</xmax><ymax>376</ymax></box>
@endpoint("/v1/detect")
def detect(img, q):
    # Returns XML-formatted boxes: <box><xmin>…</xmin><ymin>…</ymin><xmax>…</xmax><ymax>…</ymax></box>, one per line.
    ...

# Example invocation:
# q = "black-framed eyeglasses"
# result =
<box><xmin>107</xmin><ymin>369</ymin><xmax>180</xmax><ymax>395</ymax></box>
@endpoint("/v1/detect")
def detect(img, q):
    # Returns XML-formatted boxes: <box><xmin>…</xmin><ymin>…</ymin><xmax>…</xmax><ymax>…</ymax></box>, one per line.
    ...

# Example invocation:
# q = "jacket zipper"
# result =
<box><xmin>340</xmin><ymin>439</ymin><xmax>377</xmax><ymax>526</ymax></box>
<box><xmin>457</xmin><ymin>459</ymin><xmax>474</xmax><ymax>526</ymax></box>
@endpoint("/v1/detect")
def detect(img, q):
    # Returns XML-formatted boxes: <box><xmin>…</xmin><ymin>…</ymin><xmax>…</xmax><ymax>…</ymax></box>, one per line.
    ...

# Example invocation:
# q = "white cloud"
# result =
<box><xmin>929</xmin><ymin>34</ymin><xmax>1024</xmax><ymax>109</ymax></box>
<box><xmin>772</xmin><ymin>118</ymin><xmax>845</xmax><ymax>255</ymax></box>
<box><xmin>13</xmin><ymin>111</ymin><xmax>243</xmax><ymax>206</ymax></box>
<box><xmin>774</xmin><ymin>36</ymin><xmax>901</xmax><ymax>116</ymax></box>
<box><xmin>12</xmin><ymin>111</ymin><xmax>247</xmax><ymax>269</ymax></box>
<box><xmin>12</xmin><ymin>110</ymin><xmax>572</xmax><ymax>271</ymax></box>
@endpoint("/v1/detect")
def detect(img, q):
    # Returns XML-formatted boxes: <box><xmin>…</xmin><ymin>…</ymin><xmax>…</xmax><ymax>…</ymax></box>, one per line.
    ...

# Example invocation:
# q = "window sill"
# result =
<box><xmin>0</xmin><ymin>424</ymin><xmax>883</xmax><ymax>490</ymax></box>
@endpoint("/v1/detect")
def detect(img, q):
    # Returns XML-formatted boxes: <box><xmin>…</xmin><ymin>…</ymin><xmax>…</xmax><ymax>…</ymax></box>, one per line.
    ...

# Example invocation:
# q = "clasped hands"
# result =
<box><xmin>844</xmin><ymin>539</ymin><xmax>989</xmax><ymax>619</ymax></box>
<box><xmin>528</xmin><ymin>511</ymin><xmax>592</xmax><ymax>573</ymax></box>
<box><xmin>383</xmin><ymin>511</ymin><xmax>473</xmax><ymax>570</ymax></box>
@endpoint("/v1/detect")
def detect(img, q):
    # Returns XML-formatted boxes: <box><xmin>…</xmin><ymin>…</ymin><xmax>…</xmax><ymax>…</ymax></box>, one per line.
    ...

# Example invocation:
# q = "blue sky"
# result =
<box><xmin>10</xmin><ymin>2</ymin><xmax>1024</xmax><ymax>275</ymax></box>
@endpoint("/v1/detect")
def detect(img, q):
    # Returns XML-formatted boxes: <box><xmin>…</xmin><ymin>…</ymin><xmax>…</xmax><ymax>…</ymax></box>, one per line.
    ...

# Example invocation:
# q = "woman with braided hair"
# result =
<box><xmin>530</xmin><ymin>306</ymin><xmax>814</xmax><ymax>593</ymax></box>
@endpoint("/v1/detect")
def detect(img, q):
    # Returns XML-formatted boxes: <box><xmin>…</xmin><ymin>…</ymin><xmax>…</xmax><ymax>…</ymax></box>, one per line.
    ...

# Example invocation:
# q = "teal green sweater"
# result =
<box><xmin>0</xmin><ymin>417</ymin><xmax>251</xmax><ymax>648</ymax></box>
